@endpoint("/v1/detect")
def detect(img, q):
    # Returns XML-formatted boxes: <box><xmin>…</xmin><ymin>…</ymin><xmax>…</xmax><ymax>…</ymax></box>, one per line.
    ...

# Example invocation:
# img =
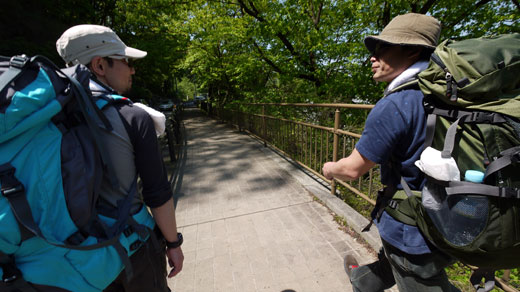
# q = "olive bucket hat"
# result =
<box><xmin>364</xmin><ymin>13</ymin><xmax>441</xmax><ymax>54</ymax></box>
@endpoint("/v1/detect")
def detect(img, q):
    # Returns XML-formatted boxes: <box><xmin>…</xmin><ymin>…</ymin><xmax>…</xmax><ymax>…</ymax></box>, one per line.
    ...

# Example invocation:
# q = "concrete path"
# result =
<box><xmin>167</xmin><ymin>109</ymin><xmax>384</xmax><ymax>292</ymax></box>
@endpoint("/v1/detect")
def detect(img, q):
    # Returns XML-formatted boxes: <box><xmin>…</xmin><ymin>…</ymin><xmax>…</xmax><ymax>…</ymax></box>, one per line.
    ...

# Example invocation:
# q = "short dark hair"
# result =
<box><xmin>103</xmin><ymin>57</ymin><xmax>114</xmax><ymax>67</ymax></box>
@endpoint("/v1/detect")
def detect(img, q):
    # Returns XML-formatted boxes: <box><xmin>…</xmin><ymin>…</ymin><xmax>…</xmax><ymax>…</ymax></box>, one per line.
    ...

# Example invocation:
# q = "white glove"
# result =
<box><xmin>414</xmin><ymin>146</ymin><xmax>460</xmax><ymax>182</ymax></box>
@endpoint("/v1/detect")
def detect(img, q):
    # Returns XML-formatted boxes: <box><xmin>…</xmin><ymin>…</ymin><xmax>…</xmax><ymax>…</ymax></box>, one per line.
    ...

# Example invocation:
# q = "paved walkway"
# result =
<box><xmin>166</xmin><ymin>109</ymin><xmax>382</xmax><ymax>292</ymax></box>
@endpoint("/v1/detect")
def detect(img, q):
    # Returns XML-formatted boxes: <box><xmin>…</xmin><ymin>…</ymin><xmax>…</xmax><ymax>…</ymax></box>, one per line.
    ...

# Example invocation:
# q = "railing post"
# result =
<box><xmin>262</xmin><ymin>105</ymin><xmax>267</xmax><ymax>147</ymax></box>
<box><xmin>331</xmin><ymin>108</ymin><xmax>340</xmax><ymax>196</ymax></box>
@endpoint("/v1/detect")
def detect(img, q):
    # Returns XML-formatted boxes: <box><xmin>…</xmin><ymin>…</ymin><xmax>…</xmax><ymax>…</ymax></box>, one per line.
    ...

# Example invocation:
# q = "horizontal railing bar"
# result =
<box><xmin>239</xmin><ymin>126</ymin><xmax>331</xmax><ymax>182</ymax></box>
<box><xmin>244</xmin><ymin>112</ymin><xmax>363</xmax><ymax>138</ymax></box>
<box><xmin>337</xmin><ymin>129</ymin><xmax>362</xmax><ymax>139</ymax></box>
<box><xmin>242</xmin><ymin>103</ymin><xmax>375</xmax><ymax>109</ymax></box>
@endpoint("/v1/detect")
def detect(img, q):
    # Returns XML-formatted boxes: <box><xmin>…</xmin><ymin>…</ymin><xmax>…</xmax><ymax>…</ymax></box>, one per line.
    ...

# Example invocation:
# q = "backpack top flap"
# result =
<box><xmin>418</xmin><ymin>34</ymin><xmax>520</xmax><ymax>119</ymax></box>
<box><xmin>0</xmin><ymin>57</ymin><xmax>71</xmax><ymax>144</ymax></box>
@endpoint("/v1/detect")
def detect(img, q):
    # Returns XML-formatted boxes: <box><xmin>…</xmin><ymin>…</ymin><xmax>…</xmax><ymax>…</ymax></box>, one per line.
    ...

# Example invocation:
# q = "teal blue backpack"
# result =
<box><xmin>0</xmin><ymin>55</ymin><xmax>156</xmax><ymax>291</ymax></box>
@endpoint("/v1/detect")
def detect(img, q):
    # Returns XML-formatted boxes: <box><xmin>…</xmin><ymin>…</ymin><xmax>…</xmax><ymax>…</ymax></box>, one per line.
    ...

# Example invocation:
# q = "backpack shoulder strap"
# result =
<box><xmin>95</xmin><ymin>94</ymin><xmax>132</xmax><ymax>110</ymax></box>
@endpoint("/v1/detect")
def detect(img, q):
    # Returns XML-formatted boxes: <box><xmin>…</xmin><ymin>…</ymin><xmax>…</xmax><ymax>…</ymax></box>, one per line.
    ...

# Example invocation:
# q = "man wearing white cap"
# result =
<box><xmin>323</xmin><ymin>13</ymin><xmax>460</xmax><ymax>291</ymax></box>
<box><xmin>56</xmin><ymin>25</ymin><xmax>183</xmax><ymax>292</ymax></box>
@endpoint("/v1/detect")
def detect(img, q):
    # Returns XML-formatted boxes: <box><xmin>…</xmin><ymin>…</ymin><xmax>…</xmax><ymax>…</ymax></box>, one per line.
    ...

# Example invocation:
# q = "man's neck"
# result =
<box><xmin>89</xmin><ymin>74</ymin><xmax>117</xmax><ymax>94</ymax></box>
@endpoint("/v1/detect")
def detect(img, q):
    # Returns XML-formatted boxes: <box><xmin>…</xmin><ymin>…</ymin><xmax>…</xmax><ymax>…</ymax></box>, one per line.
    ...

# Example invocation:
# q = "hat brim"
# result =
<box><xmin>110</xmin><ymin>46</ymin><xmax>147</xmax><ymax>60</ymax></box>
<box><xmin>364</xmin><ymin>35</ymin><xmax>436</xmax><ymax>55</ymax></box>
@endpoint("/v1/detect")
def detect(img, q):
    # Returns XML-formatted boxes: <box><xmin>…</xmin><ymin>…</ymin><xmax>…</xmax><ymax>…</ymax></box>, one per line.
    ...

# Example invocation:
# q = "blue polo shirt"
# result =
<box><xmin>356</xmin><ymin>88</ymin><xmax>432</xmax><ymax>254</ymax></box>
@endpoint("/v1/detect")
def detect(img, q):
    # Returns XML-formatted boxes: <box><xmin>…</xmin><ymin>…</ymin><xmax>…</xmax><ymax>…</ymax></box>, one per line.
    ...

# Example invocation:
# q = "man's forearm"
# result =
<box><xmin>323</xmin><ymin>148</ymin><xmax>376</xmax><ymax>181</ymax></box>
<box><xmin>150</xmin><ymin>197</ymin><xmax>179</xmax><ymax>242</ymax></box>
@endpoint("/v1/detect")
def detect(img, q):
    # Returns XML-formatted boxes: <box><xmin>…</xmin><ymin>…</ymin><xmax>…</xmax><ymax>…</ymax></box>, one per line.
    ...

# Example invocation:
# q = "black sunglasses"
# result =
<box><xmin>373</xmin><ymin>43</ymin><xmax>393</xmax><ymax>58</ymax></box>
<box><xmin>107</xmin><ymin>56</ymin><xmax>135</xmax><ymax>68</ymax></box>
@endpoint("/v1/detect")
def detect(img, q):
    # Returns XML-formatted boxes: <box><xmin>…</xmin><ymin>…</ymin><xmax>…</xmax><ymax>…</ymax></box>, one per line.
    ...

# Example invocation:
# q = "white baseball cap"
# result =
<box><xmin>56</xmin><ymin>24</ymin><xmax>147</xmax><ymax>66</ymax></box>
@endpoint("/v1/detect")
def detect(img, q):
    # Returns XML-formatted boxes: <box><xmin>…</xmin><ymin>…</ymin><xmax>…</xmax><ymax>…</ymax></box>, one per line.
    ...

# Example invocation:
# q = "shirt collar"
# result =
<box><xmin>386</xmin><ymin>60</ymin><xmax>429</xmax><ymax>93</ymax></box>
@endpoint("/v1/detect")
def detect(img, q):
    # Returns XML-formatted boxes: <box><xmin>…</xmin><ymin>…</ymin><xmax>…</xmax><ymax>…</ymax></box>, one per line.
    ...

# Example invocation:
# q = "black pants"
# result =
<box><xmin>104</xmin><ymin>234</ymin><xmax>170</xmax><ymax>292</ymax></box>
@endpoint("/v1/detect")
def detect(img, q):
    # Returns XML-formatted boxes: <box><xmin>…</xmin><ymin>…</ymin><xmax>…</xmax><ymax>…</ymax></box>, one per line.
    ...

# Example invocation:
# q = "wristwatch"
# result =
<box><xmin>165</xmin><ymin>233</ymin><xmax>183</xmax><ymax>249</ymax></box>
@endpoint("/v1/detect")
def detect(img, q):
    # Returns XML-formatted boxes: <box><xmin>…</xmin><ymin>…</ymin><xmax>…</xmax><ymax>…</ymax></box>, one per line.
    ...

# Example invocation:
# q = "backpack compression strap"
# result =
<box><xmin>484</xmin><ymin>146</ymin><xmax>520</xmax><ymax>180</ymax></box>
<box><xmin>433</xmin><ymin>116</ymin><xmax>520</xmax><ymax>199</ymax></box>
<box><xmin>0</xmin><ymin>164</ymin><xmax>36</xmax><ymax>242</ymax></box>
<box><xmin>430</xmin><ymin>54</ymin><xmax>470</xmax><ymax>102</ymax></box>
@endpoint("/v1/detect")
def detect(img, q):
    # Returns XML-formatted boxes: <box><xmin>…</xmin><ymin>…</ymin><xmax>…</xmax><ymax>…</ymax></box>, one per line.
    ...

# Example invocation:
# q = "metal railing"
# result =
<box><xmin>212</xmin><ymin>102</ymin><xmax>379</xmax><ymax>207</ymax></box>
<box><xmin>206</xmin><ymin>102</ymin><xmax>519</xmax><ymax>292</ymax></box>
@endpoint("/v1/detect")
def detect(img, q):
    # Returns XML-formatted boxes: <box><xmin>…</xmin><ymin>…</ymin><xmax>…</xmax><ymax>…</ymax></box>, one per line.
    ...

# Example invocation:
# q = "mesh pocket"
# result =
<box><xmin>424</xmin><ymin>183</ymin><xmax>489</xmax><ymax>246</ymax></box>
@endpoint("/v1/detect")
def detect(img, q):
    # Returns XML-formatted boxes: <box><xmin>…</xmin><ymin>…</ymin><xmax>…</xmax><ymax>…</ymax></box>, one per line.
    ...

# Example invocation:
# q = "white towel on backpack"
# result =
<box><xmin>133</xmin><ymin>103</ymin><xmax>166</xmax><ymax>137</ymax></box>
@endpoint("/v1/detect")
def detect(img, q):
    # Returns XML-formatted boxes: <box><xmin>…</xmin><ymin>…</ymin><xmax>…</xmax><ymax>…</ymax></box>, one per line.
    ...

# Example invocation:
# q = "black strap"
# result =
<box><xmin>112</xmin><ymin>241</ymin><xmax>134</xmax><ymax>281</ymax></box>
<box><xmin>66</xmin><ymin>74</ymin><xmax>120</xmax><ymax>190</ymax></box>
<box><xmin>0</xmin><ymin>163</ymin><xmax>39</xmax><ymax>242</ymax></box>
<box><xmin>362</xmin><ymin>185</ymin><xmax>397</xmax><ymax>232</ymax></box>
<box><xmin>0</xmin><ymin>251</ymin><xmax>38</xmax><ymax>292</ymax></box>
<box><xmin>0</xmin><ymin>56</ymin><xmax>29</xmax><ymax>93</ymax></box>
<box><xmin>105</xmin><ymin>176</ymin><xmax>138</xmax><ymax>238</ymax></box>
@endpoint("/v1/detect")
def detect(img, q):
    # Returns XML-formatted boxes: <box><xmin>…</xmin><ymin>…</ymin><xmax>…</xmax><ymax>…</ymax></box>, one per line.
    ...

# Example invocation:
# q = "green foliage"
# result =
<box><xmin>2</xmin><ymin>0</ymin><xmax>517</xmax><ymax>104</ymax></box>
<box><xmin>177</xmin><ymin>77</ymin><xmax>198</xmax><ymax>101</ymax></box>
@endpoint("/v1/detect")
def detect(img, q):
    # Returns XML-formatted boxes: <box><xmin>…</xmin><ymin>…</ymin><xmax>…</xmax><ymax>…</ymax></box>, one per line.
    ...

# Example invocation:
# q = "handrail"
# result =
<box><xmin>209</xmin><ymin>103</ymin><xmax>378</xmax><ymax>203</ymax></box>
<box><xmin>201</xmin><ymin>101</ymin><xmax>517</xmax><ymax>292</ymax></box>
<box><xmin>243</xmin><ymin>102</ymin><xmax>375</xmax><ymax>109</ymax></box>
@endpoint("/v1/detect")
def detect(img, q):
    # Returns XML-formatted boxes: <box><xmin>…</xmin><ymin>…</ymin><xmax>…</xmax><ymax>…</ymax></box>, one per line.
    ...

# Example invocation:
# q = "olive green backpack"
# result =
<box><xmin>382</xmin><ymin>33</ymin><xmax>520</xmax><ymax>291</ymax></box>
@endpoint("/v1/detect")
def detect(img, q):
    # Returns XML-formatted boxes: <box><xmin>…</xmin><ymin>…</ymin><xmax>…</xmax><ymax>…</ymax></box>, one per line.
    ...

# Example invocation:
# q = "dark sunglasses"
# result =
<box><xmin>107</xmin><ymin>56</ymin><xmax>135</xmax><ymax>68</ymax></box>
<box><xmin>373</xmin><ymin>43</ymin><xmax>393</xmax><ymax>58</ymax></box>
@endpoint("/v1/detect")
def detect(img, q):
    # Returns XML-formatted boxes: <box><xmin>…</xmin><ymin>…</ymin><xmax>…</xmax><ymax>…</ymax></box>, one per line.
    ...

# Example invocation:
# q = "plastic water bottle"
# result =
<box><xmin>425</xmin><ymin>169</ymin><xmax>488</xmax><ymax>246</ymax></box>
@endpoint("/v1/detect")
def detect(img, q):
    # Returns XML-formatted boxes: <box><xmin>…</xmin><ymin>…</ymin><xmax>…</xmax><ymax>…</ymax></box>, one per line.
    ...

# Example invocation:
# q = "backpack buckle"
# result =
<box><xmin>3</xmin><ymin>273</ymin><xmax>19</xmax><ymax>284</ymax></box>
<box><xmin>0</xmin><ymin>184</ymin><xmax>24</xmax><ymax>198</ymax></box>
<box><xmin>387</xmin><ymin>199</ymin><xmax>399</xmax><ymax>209</ymax></box>
<box><xmin>123</xmin><ymin>225</ymin><xmax>134</xmax><ymax>237</ymax></box>
<box><xmin>0</xmin><ymin>165</ymin><xmax>25</xmax><ymax>199</ymax></box>
<box><xmin>9</xmin><ymin>55</ymin><xmax>28</xmax><ymax>69</ymax></box>
<box><xmin>1</xmin><ymin>255</ymin><xmax>22</xmax><ymax>285</ymax></box>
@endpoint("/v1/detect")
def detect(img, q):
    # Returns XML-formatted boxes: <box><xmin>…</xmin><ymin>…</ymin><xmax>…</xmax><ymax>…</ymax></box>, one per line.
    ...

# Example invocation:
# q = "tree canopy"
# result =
<box><xmin>1</xmin><ymin>0</ymin><xmax>518</xmax><ymax>105</ymax></box>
